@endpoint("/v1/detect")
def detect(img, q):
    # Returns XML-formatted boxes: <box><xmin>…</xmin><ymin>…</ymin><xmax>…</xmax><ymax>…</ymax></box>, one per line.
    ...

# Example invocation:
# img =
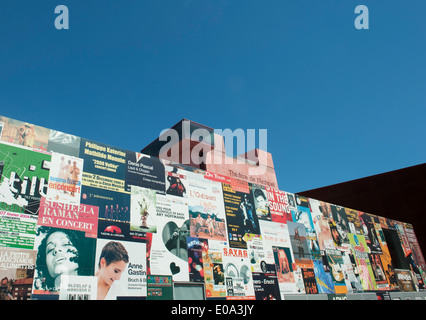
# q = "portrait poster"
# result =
<box><xmin>32</xmin><ymin>226</ymin><xmax>96</xmax><ymax>297</ymax></box>
<box><xmin>249</xmin><ymin>183</ymin><xmax>271</xmax><ymax>221</ymax></box>
<box><xmin>272</xmin><ymin>245</ymin><xmax>297</xmax><ymax>295</ymax></box>
<box><xmin>94</xmin><ymin>238</ymin><xmax>147</xmax><ymax>299</ymax></box>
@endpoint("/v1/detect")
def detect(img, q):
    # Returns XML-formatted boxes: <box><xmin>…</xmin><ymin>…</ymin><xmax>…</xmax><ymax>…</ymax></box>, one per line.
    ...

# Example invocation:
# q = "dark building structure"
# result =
<box><xmin>298</xmin><ymin>163</ymin><xmax>426</xmax><ymax>260</ymax></box>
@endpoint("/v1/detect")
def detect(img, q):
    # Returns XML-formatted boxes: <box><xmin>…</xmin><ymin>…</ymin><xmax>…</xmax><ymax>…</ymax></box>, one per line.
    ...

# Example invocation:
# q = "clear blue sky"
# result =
<box><xmin>1</xmin><ymin>0</ymin><xmax>425</xmax><ymax>193</ymax></box>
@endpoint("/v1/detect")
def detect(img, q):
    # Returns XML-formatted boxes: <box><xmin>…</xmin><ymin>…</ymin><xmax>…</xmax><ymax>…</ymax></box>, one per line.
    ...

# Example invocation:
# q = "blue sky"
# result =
<box><xmin>1</xmin><ymin>0</ymin><xmax>425</xmax><ymax>193</ymax></box>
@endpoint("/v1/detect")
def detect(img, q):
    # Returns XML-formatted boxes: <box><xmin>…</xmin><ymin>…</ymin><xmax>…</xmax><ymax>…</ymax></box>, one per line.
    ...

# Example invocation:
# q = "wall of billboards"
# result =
<box><xmin>0</xmin><ymin>114</ymin><xmax>425</xmax><ymax>300</ymax></box>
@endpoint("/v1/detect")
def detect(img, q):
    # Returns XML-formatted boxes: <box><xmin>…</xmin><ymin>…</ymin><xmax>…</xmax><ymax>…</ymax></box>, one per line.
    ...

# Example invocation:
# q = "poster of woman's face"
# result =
<box><xmin>32</xmin><ymin>226</ymin><xmax>96</xmax><ymax>294</ymax></box>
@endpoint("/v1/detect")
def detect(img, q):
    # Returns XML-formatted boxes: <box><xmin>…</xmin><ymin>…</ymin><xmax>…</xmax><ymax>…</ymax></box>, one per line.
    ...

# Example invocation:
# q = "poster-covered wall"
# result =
<box><xmin>0</xmin><ymin>114</ymin><xmax>425</xmax><ymax>300</ymax></box>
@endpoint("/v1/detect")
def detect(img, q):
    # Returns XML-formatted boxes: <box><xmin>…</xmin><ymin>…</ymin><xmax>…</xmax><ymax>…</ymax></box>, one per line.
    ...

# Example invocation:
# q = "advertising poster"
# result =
<box><xmin>81</xmin><ymin>185</ymin><xmax>131</xmax><ymax>241</ymax></box>
<box><xmin>79</xmin><ymin>138</ymin><xmax>127</xmax><ymax>194</ymax></box>
<box><xmin>249</xmin><ymin>183</ymin><xmax>271</xmax><ymax>221</ymax></box>
<box><xmin>395</xmin><ymin>269</ymin><xmax>417</xmax><ymax>292</ymax></box>
<box><xmin>187</xmin><ymin>237</ymin><xmax>208</xmax><ymax>282</ymax></box>
<box><xmin>222</xmin><ymin>246</ymin><xmax>255</xmax><ymax>300</ymax></box>
<box><xmin>341</xmin><ymin>251</ymin><xmax>363</xmax><ymax>293</ymax></box>
<box><xmin>59</xmin><ymin>275</ymin><xmax>97</xmax><ymax>300</ymax></box>
<box><xmin>369</xmin><ymin>252</ymin><xmax>390</xmax><ymax>290</ymax></box>
<box><xmin>146</xmin><ymin>275</ymin><xmax>173</xmax><ymax>300</ymax></box>
<box><xmin>187</xmin><ymin>172</ymin><xmax>227</xmax><ymax>241</ymax></box>
<box><xmin>394</xmin><ymin>221</ymin><xmax>413</xmax><ymax>258</ymax></box>
<box><xmin>165</xmin><ymin>164</ymin><xmax>188</xmax><ymax>198</ymax></box>
<box><xmin>265</xmin><ymin>187</ymin><xmax>293</xmax><ymax>223</ymax></box>
<box><xmin>293</xmin><ymin>195</ymin><xmax>315</xmax><ymax>233</ymax></box>
<box><xmin>47</xmin><ymin>130</ymin><xmax>81</xmax><ymax>158</ymax></box>
<box><xmin>359</xmin><ymin>212</ymin><xmax>382</xmax><ymax>254</ymax></box>
<box><xmin>378</xmin><ymin>238</ymin><xmax>399</xmax><ymax>290</ymax></box>
<box><xmin>0</xmin><ymin>116</ymin><xmax>50</xmax><ymax>151</ymax></box>
<box><xmin>345</xmin><ymin>208</ymin><xmax>363</xmax><ymax>235</ymax></box>
<box><xmin>32</xmin><ymin>226</ymin><xmax>96</xmax><ymax>297</ymax></box>
<box><xmin>0</xmin><ymin>210</ymin><xmax>38</xmax><ymax>249</ymax></box>
<box><xmin>272</xmin><ymin>246</ymin><xmax>296</xmax><ymax>295</ymax></box>
<box><xmin>287</xmin><ymin>221</ymin><xmax>313</xmax><ymax>268</ymax></box>
<box><xmin>0</xmin><ymin>247</ymin><xmax>36</xmax><ymax>300</ymax></box>
<box><xmin>147</xmin><ymin>194</ymin><xmax>190</xmax><ymax>282</ymax></box>
<box><xmin>202</xmin><ymin>239</ymin><xmax>227</xmax><ymax>298</ymax></box>
<box><xmin>329</xmin><ymin>204</ymin><xmax>351</xmax><ymax>252</ymax></box>
<box><xmin>46</xmin><ymin>152</ymin><xmax>83</xmax><ymax>205</ymax></box>
<box><xmin>130</xmin><ymin>185</ymin><xmax>157</xmax><ymax>234</ymax></box>
<box><xmin>301</xmin><ymin>268</ymin><xmax>318</xmax><ymax>294</ymax></box>
<box><xmin>0</xmin><ymin>143</ymin><xmax>51</xmax><ymax>215</ymax></box>
<box><xmin>348</xmin><ymin>233</ymin><xmax>377</xmax><ymax>291</ymax></box>
<box><xmin>403</xmin><ymin>223</ymin><xmax>426</xmax><ymax>271</ymax></box>
<box><xmin>95</xmin><ymin>238</ymin><xmax>147</xmax><ymax>299</ymax></box>
<box><xmin>309</xmin><ymin>198</ymin><xmax>335</xmax><ymax>251</ymax></box>
<box><xmin>325</xmin><ymin>249</ymin><xmax>347</xmax><ymax>294</ymax></box>
<box><xmin>38</xmin><ymin>197</ymin><xmax>99</xmax><ymax>238</ymax></box>
<box><xmin>252</xmin><ymin>272</ymin><xmax>280</xmax><ymax>300</ymax></box>
<box><xmin>125</xmin><ymin>151</ymin><xmax>166</xmax><ymax>194</ymax></box>
<box><xmin>312</xmin><ymin>252</ymin><xmax>335</xmax><ymax>294</ymax></box>
<box><xmin>222</xmin><ymin>183</ymin><xmax>260</xmax><ymax>249</ymax></box>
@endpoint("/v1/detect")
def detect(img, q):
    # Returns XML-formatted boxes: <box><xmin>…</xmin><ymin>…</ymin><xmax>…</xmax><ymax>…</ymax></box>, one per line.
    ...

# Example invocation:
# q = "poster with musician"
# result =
<box><xmin>249</xmin><ymin>183</ymin><xmax>271</xmax><ymax>221</ymax></box>
<box><xmin>222</xmin><ymin>183</ymin><xmax>260</xmax><ymax>249</ymax></box>
<box><xmin>324</xmin><ymin>249</ymin><xmax>347</xmax><ymax>294</ymax></box>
